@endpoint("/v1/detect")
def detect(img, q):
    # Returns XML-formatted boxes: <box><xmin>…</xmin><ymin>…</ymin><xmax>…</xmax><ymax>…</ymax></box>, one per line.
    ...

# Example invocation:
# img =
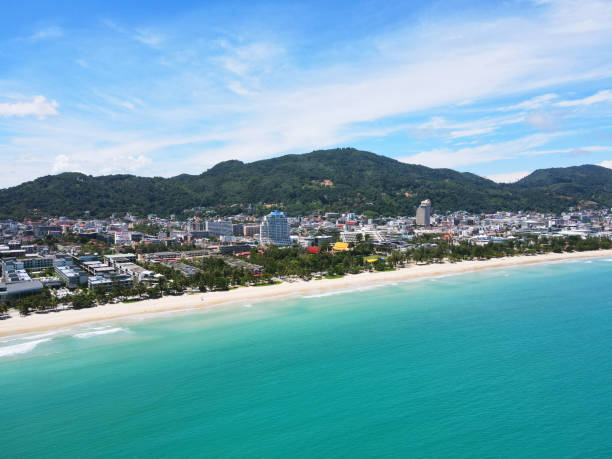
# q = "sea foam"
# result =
<box><xmin>0</xmin><ymin>339</ymin><xmax>51</xmax><ymax>357</ymax></box>
<box><xmin>1</xmin><ymin>331</ymin><xmax>58</xmax><ymax>344</ymax></box>
<box><xmin>73</xmin><ymin>327</ymin><xmax>127</xmax><ymax>339</ymax></box>
<box><xmin>303</xmin><ymin>284</ymin><xmax>382</xmax><ymax>299</ymax></box>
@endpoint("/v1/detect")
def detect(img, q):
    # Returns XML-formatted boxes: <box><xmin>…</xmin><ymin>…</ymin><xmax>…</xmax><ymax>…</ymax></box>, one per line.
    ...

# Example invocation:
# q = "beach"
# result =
<box><xmin>2</xmin><ymin>249</ymin><xmax>611</xmax><ymax>337</ymax></box>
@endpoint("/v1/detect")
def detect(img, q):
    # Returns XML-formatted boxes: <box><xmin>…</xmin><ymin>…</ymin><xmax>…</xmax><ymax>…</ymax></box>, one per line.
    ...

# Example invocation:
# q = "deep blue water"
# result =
<box><xmin>2</xmin><ymin>258</ymin><xmax>612</xmax><ymax>458</ymax></box>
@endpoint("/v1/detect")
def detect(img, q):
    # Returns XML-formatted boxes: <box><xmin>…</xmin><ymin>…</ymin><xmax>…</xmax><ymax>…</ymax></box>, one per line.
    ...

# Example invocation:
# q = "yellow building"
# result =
<box><xmin>332</xmin><ymin>242</ymin><xmax>350</xmax><ymax>252</ymax></box>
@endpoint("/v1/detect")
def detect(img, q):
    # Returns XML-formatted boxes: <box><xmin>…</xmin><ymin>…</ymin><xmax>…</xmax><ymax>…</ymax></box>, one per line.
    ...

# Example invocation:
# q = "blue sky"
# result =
<box><xmin>1</xmin><ymin>0</ymin><xmax>612</xmax><ymax>187</ymax></box>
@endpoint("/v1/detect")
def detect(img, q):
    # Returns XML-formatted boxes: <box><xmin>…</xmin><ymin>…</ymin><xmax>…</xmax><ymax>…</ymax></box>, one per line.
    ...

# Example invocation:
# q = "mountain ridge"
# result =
<box><xmin>1</xmin><ymin>148</ymin><xmax>611</xmax><ymax>218</ymax></box>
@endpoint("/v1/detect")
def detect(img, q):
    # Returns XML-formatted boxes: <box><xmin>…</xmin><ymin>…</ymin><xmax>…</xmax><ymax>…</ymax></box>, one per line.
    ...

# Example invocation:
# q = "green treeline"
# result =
<box><xmin>6</xmin><ymin>235</ymin><xmax>611</xmax><ymax>316</ymax></box>
<box><xmin>2</xmin><ymin>149</ymin><xmax>612</xmax><ymax>218</ymax></box>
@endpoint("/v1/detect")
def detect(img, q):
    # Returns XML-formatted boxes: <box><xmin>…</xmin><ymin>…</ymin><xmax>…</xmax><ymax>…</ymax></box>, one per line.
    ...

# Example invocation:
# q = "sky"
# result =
<box><xmin>1</xmin><ymin>0</ymin><xmax>612</xmax><ymax>187</ymax></box>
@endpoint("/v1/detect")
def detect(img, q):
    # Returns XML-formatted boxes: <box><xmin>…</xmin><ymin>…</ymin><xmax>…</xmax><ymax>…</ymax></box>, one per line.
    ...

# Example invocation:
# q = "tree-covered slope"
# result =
<box><xmin>512</xmin><ymin>165</ymin><xmax>612</xmax><ymax>207</ymax></box>
<box><xmin>0</xmin><ymin>148</ymin><xmax>610</xmax><ymax>218</ymax></box>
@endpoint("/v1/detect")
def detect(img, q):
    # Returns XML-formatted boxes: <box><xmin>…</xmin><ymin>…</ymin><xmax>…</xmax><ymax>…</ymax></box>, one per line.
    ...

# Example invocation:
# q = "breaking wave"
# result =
<box><xmin>73</xmin><ymin>327</ymin><xmax>128</xmax><ymax>339</ymax></box>
<box><xmin>0</xmin><ymin>339</ymin><xmax>51</xmax><ymax>357</ymax></box>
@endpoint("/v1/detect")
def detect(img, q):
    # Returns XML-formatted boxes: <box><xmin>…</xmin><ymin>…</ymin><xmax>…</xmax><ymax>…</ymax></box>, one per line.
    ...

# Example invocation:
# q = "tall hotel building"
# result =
<box><xmin>260</xmin><ymin>210</ymin><xmax>292</xmax><ymax>247</ymax></box>
<box><xmin>416</xmin><ymin>199</ymin><xmax>431</xmax><ymax>227</ymax></box>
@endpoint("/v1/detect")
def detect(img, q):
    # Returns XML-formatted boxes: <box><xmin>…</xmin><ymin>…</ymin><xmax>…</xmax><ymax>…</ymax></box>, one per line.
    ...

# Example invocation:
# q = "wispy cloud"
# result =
<box><xmin>133</xmin><ymin>29</ymin><xmax>164</xmax><ymax>47</ymax></box>
<box><xmin>0</xmin><ymin>96</ymin><xmax>59</xmax><ymax>118</ymax></box>
<box><xmin>556</xmin><ymin>89</ymin><xmax>612</xmax><ymax>107</ymax></box>
<box><xmin>29</xmin><ymin>26</ymin><xmax>63</xmax><ymax>41</ymax></box>
<box><xmin>399</xmin><ymin>133</ymin><xmax>564</xmax><ymax>169</ymax></box>
<box><xmin>2</xmin><ymin>0</ymin><xmax>612</xmax><ymax>186</ymax></box>
<box><xmin>499</xmin><ymin>93</ymin><xmax>558</xmax><ymax>111</ymax></box>
<box><xmin>412</xmin><ymin>115</ymin><xmax>521</xmax><ymax>139</ymax></box>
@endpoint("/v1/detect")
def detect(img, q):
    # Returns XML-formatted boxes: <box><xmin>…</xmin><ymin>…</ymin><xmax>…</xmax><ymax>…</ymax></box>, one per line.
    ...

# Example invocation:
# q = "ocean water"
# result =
<box><xmin>2</xmin><ymin>259</ymin><xmax>612</xmax><ymax>458</ymax></box>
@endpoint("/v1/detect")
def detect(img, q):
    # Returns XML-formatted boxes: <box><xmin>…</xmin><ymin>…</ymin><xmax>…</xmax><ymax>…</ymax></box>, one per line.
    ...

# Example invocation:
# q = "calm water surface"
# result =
<box><xmin>2</xmin><ymin>259</ymin><xmax>612</xmax><ymax>458</ymax></box>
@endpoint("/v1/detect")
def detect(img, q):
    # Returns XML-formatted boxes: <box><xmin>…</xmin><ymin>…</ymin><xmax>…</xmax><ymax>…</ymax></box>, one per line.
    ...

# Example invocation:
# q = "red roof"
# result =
<box><xmin>306</xmin><ymin>246</ymin><xmax>321</xmax><ymax>254</ymax></box>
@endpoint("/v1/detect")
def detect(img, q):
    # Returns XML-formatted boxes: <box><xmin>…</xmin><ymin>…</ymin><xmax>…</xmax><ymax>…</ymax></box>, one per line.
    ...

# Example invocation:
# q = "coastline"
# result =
<box><xmin>2</xmin><ymin>249</ymin><xmax>612</xmax><ymax>338</ymax></box>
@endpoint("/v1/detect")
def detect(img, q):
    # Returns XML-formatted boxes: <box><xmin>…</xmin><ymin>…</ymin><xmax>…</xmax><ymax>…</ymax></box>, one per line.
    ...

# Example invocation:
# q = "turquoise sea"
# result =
<box><xmin>2</xmin><ymin>258</ymin><xmax>612</xmax><ymax>458</ymax></box>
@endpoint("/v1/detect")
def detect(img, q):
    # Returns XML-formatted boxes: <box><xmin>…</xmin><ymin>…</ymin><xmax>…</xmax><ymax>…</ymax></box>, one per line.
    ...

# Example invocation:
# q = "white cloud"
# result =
<box><xmin>227</xmin><ymin>81</ymin><xmax>256</xmax><ymax>96</ymax></box>
<box><xmin>486</xmin><ymin>170</ymin><xmax>531</xmax><ymax>183</ymax></box>
<box><xmin>214</xmin><ymin>41</ymin><xmax>283</xmax><ymax>78</ymax></box>
<box><xmin>117</xmin><ymin>101</ymin><xmax>135</xmax><ymax>111</ymax></box>
<box><xmin>413</xmin><ymin>115</ymin><xmax>522</xmax><ymax>139</ymax></box>
<box><xmin>186</xmin><ymin>0</ymin><xmax>612</xmax><ymax>170</ymax></box>
<box><xmin>599</xmin><ymin>160</ymin><xmax>612</xmax><ymax>169</ymax></box>
<box><xmin>399</xmin><ymin>133</ymin><xmax>562</xmax><ymax>168</ymax></box>
<box><xmin>134</xmin><ymin>29</ymin><xmax>164</xmax><ymax>46</ymax></box>
<box><xmin>51</xmin><ymin>154</ymin><xmax>71</xmax><ymax>173</ymax></box>
<box><xmin>50</xmin><ymin>144</ymin><xmax>154</xmax><ymax>176</ymax></box>
<box><xmin>499</xmin><ymin>93</ymin><xmax>558</xmax><ymax>111</ymax></box>
<box><xmin>0</xmin><ymin>96</ymin><xmax>59</xmax><ymax>118</ymax></box>
<box><xmin>30</xmin><ymin>26</ymin><xmax>63</xmax><ymax>41</ymax></box>
<box><xmin>556</xmin><ymin>89</ymin><xmax>612</xmax><ymax>107</ymax></box>
<box><xmin>449</xmin><ymin>127</ymin><xmax>497</xmax><ymax>138</ymax></box>
<box><xmin>3</xmin><ymin>0</ymin><xmax>612</xmax><ymax>186</ymax></box>
<box><xmin>525</xmin><ymin>110</ymin><xmax>562</xmax><ymax>131</ymax></box>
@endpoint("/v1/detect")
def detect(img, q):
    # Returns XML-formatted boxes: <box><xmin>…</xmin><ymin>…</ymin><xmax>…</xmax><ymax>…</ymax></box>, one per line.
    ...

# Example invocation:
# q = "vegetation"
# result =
<box><xmin>2</xmin><ymin>149</ymin><xmax>612</xmax><ymax>218</ymax></box>
<box><xmin>4</xmin><ymin>235</ymin><xmax>610</xmax><ymax>316</ymax></box>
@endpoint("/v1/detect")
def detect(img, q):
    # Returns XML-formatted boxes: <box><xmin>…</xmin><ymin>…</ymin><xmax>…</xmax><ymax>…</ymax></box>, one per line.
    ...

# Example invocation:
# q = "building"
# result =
<box><xmin>218</xmin><ymin>244</ymin><xmax>252</xmax><ymax>254</ymax></box>
<box><xmin>232</xmin><ymin>224</ymin><xmax>244</xmax><ymax>236</ymax></box>
<box><xmin>0</xmin><ymin>257</ymin><xmax>45</xmax><ymax>301</ymax></box>
<box><xmin>243</xmin><ymin>225</ymin><xmax>260</xmax><ymax>237</ymax></box>
<box><xmin>114</xmin><ymin>231</ymin><xmax>132</xmax><ymax>245</ymax></box>
<box><xmin>88</xmin><ymin>274</ymin><xmax>133</xmax><ymax>291</ymax></box>
<box><xmin>104</xmin><ymin>253</ymin><xmax>137</xmax><ymax>267</ymax></box>
<box><xmin>0</xmin><ymin>280</ymin><xmax>44</xmax><ymax>302</ymax></box>
<box><xmin>332</xmin><ymin>242</ymin><xmax>350</xmax><ymax>251</ymax></box>
<box><xmin>55</xmin><ymin>265</ymin><xmax>88</xmax><ymax>289</ymax></box>
<box><xmin>163</xmin><ymin>262</ymin><xmax>199</xmax><ymax>277</ymax></box>
<box><xmin>260</xmin><ymin>211</ymin><xmax>292</xmax><ymax>247</ymax></box>
<box><xmin>33</xmin><ymin>225</ymin><xmax>62</xmax><ymax>237</ymax></box>
<box><xmin>340</xmin><ymin>230</ymin><xmax>385</xmax><ymax>243</ymax></box>
<box><xmin>21</xmin><ymin>255</ymin><xmax>54</xmax><ymax>270</ymax></box>
<box><xmin>205</xmin><ymin>220</ymin><xmax>234</xmax><ymax>237</ymax></box>
<box><xmin>218</xmin><ymin>256</ymin><xmax>263</xmax><ymax>274</ymax></box>
<box><xmin>115</xmin><ymin>263</ymin><xmax>156</xmax><ymax>282</ymax></box>
<box><xmin>416</xmin><ymin>199</ymin><xmax>432</xmax><ymax>227</ymax></box>
<box><xmin>87</xmin><ymin>276</ymin><xmax>113</xmax><ymax>290</ymax></box>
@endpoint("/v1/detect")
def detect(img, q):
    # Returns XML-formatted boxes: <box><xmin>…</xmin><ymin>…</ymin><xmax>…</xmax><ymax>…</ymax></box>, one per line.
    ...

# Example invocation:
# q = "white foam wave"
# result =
<box><xmin>243</xmin><ymin>304</ymin><xmax>253</xmax><ymax>308</ymax></box>
<box><xmin>303</xmin><ymin>285</ymin><xmax>382</xmax><ymax>299</ymax></box>
<box><xmin>0</xmin><ymin>339</ymin><xmax>51</xmax><ymax>357</ymax></box>
<box><xmin>1</xmin><ymin>331</ymin><xmax>58</xmax><ymax>344</ymax></box>
<box><xmin>73</xmin><ymin>327</ymin><xmax>127</xmax><ymax>339</ymax></box>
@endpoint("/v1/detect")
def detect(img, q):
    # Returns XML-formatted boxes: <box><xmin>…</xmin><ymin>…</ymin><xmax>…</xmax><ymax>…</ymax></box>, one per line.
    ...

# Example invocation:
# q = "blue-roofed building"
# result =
<box><xmin>260</xmin><ymin>211</ymin><xmax>292</xmax><ymax>247</ymax></box>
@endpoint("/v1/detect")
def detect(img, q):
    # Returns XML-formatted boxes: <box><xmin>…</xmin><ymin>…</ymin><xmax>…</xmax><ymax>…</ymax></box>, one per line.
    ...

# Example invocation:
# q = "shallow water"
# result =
<box><xmin>2</xmin><ymin>259</ymin><xmax>612</xmax><ymax>457</ymax></box>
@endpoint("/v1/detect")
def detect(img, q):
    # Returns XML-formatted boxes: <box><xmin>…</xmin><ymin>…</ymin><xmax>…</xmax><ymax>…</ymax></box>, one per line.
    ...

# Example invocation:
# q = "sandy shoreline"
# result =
<box><xmin>2</xmin><ymin>249</ymin><xmax>611</xmax><ymax>337</ymax></box>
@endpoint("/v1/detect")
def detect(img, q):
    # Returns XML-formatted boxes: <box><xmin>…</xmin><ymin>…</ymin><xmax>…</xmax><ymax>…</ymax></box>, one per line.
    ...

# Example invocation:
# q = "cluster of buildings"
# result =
<box><xmin>0</xmin><ymin>244</ymin><xmax>156</xmax><ymax>302</ymax></box>
<box><xmin>2</xmin><ymin>204</ymin><xmax>612</xmax><ymax>303</ymax></box>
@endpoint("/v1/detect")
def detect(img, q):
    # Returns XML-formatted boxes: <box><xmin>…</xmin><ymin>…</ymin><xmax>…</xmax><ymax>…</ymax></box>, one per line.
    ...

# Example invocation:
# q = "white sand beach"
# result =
<box><xmin>2</xmin><ymin>249</ymin><xmax>611</xmax><ymax>337</ymax></box>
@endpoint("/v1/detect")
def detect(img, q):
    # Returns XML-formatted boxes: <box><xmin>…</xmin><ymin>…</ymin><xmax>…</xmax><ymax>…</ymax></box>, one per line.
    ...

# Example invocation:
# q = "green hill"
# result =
<box><xmin>1</xmin><ymin>148</ymin><xmax>611</xmax><ymax>218</ymax></box>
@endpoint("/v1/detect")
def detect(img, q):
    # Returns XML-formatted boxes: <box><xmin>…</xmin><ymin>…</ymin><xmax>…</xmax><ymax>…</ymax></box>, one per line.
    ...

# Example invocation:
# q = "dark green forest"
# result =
<box><xmin>1</xmin><ymin>148</ymin><xmax>611</xmax><ymax>218</ymax></box>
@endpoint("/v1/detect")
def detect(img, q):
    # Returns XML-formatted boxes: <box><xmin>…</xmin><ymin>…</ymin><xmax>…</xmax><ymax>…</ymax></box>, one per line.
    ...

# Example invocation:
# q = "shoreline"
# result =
<box><xmin>2</xmin><ymin>249</ymin><xmax>612</xmax><ymax>338</ymax></box>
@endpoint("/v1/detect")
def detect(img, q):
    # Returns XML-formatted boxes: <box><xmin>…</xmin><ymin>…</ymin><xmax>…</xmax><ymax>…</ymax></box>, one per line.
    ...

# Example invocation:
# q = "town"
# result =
<box><xmin>2</xmin><ymin>200</ymin><xmax>612</xmax><ymax>316</ymax></box>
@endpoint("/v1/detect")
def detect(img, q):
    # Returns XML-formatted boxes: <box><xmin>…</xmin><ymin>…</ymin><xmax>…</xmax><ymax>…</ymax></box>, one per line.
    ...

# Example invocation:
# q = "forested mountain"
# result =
<box><xmin>1</xmin><ymin>148</ymin><xmax>611</xmax><ymax>218</ymax></box>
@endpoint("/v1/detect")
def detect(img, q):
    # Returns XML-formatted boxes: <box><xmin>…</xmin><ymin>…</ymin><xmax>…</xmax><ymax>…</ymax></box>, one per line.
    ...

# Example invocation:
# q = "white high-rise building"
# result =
<box><xmin>416</xmin><ymin>199</ymin><xmax>431</xmax><ymax>227</ymax></box>
<box><xmin>260</xmin><ymin>210</ymin><xmax>292</xmax><ymax>246</ymax></box>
